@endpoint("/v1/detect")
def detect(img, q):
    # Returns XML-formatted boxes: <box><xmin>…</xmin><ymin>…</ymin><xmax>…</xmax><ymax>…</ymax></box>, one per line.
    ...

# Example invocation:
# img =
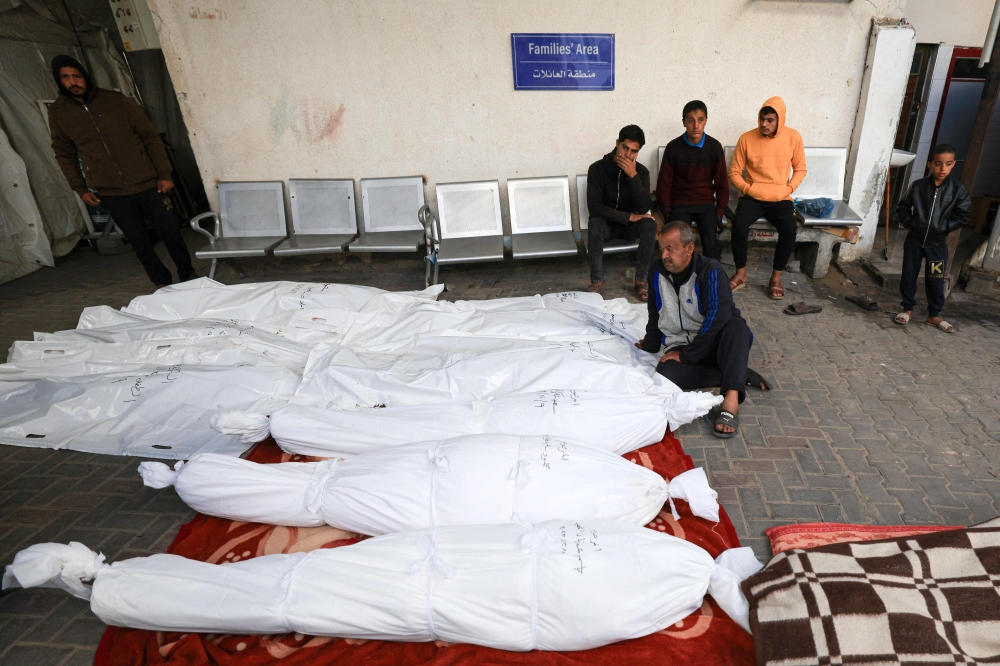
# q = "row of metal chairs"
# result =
<box><xmin>190</xmin><ymin>175</ymin><xmax>635</xmax><ymax>282</ymax></box>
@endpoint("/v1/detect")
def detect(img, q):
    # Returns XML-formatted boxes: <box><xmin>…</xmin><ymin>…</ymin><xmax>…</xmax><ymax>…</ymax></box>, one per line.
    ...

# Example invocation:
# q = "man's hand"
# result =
<box><xmin>659</xmin><ymin>350</ymin><xmax>681</xmax><ymax>363</ymax></box>
<box><xmin>629</xmin><ymin>212</ymin><xmax>654</xmax><ymax>223</ymax></box>
<box><xmin>615</xmin><ymin>153</ymin><xmax>638</xmax><ymax>179</ymax></box>
<box><xmin>157</xmin><ymin>179</ymin><xmax>175</xmax><ymax>194</ymax></box>
<box><xmin>81</xmin><ymin>192</ymin><xmax>100</xmax><ymax>207</ymax></box>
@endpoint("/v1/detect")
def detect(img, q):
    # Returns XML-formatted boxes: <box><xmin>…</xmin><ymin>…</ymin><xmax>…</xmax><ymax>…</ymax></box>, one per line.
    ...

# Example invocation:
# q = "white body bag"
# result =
<box><xmin>293</xmin><ymin>337</ymin><xmax>677</xmax><ymax>410</ymax></box>
<box><xmin>3</xmin><ymin>522</ymin><xmax>762</xmax><ymax>650</ymax></box>
<box><xmin>213</xmin><ymin>389</ymin><xmax>722</xmax><ymax>457</ymax></box>
<box><xmin>0</xmin><ymin>364</ymin><xmax>300</xmax><ymax>459</ymax></box>
<box><xmin>138</xmin><ymin>437</ymin><xmax>720</xmax><ymax>534</ymax></box>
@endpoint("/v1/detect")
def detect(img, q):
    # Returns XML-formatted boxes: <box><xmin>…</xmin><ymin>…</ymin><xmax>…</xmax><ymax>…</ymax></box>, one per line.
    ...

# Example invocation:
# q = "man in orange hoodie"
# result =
<box><xmin>728</xmin><ymin>97</ymin><xmax>807</xmax><ymax>299</ymax></box>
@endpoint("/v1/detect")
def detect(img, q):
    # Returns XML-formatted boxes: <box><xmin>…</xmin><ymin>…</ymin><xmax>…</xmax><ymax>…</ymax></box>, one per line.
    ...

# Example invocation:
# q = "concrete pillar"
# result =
<box><xmin>839</xmin><ymin>22</ymin><xmax>916</xmax><ymax>262</ymax></box>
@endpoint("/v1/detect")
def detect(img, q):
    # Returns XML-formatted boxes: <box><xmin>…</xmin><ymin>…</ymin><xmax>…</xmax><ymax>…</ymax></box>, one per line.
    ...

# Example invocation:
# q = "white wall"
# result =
<box><xmin>904</xmin><ymin>0</ymin><xmax>994</xmax><ymax>47</ymax></box>
<box><xmin>148</xmin><ymin>0</ymin><xmax>907</xmax><ymax>231</ymax></box>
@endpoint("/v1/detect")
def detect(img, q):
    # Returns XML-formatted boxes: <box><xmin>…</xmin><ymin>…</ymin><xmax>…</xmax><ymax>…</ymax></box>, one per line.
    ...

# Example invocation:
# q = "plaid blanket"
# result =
<box><xmin>742</xmin><ymin>517</ymin><xmax>1000</xmax><ymax>665</ymax></box>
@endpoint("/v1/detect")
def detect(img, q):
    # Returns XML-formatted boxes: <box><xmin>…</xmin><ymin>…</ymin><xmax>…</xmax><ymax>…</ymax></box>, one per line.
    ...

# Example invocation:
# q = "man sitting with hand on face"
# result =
<box><xmin>586</xmin><ymin>125</ymin><xmax>656</xmax><ymax>300</ymax></box>
<box><xmin>638</xmin><ymin>221</ymin><xmax>770</xmax><ymax>438</ymax></box>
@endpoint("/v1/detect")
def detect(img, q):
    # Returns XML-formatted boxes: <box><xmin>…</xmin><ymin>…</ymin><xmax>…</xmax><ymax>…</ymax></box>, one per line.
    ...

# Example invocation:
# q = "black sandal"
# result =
<box><xmin>745</xmin><ymin>368</ymin><xmax>772</xmax><ymax>391</ymax></box>
<box><xmin>714</xmin><ymin>410</ymin><xmax>739</xmax><ymax>439</ymax></box>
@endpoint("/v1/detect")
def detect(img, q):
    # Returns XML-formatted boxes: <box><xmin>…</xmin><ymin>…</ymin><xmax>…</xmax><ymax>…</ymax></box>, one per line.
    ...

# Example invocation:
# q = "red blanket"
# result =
<box><xmin>95</xmin><ymin>432</ymin><xmax>754</xmax><ymax>665</ymax></box>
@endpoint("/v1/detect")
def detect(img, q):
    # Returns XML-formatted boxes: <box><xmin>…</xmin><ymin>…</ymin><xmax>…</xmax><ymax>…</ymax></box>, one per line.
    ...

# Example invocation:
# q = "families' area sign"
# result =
<box><xmin>511</xmin><ymin>33</ymin><xmax>615</xmax><ymax>91</ymax></box>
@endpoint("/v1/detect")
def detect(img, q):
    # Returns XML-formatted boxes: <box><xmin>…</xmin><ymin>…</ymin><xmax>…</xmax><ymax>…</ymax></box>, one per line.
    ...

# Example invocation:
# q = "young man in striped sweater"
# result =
<box><xmin>655</xmin><ymin>100</ymin><xmax>729</xmax><ymax>260</ymax></box>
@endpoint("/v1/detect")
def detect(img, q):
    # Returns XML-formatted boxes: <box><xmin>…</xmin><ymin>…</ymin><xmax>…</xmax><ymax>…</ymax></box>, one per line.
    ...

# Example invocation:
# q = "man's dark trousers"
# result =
<box><xmin>655</xmin><ymin>317</ymin><xmax>751</xmax><ymax>403</ymax></box>
<box><xmin>588</xmin><ymin>217</ymin><xmax>656</xmax><ymax>283</ymax></box>
<box><xmin>731</xmin><ymin>197</ymin><xmax>797</xmax><ymax>271</ymax></box>
<box><xmin>669</xmin><ymin>204</ymin><xmax>721</xmax><ymax>260</ymax></box>
<box><xmin>900</xmin><ymin>234</ymin><xmax>948</xmax><ymax>317</ymax></box>
<box><xmin>101</xmin><ymin>187</ymin><xmax>195</xmax><ymax>285</ymax></box>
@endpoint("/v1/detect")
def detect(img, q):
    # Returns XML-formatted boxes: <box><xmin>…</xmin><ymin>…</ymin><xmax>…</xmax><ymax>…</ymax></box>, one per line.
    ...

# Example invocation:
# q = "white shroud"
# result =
<box><xmin>0</xmin><ymin>364</ymin><xmax>300</xmax><ymax>459</ymax></box>
<box><xmin>2</xmin><ymin>522</ymin><xmax>763</xmax><ymax>650</ymax></box>
<box><xmin>293</xmin><ymin>337</ymin><xmax>677</xmax><ymax>410</ymax></box>
<box><xmin>138</xmin><ymin>439</ymin><xmax>720</xmax><ymax>534</ymax></box>
<box><xmin>212</xmin><ymin>390</ymin><xmax>722</xmax><ymax>457</ymax></box>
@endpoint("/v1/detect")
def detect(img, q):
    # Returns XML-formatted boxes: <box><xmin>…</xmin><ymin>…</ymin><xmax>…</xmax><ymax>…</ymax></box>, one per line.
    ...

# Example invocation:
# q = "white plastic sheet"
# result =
<box><xmin>213</xmin><ymin>390</ymin><xmax>722</xmax><ymax>457</ymax></box>
<box><xmin>8</xmin><ymin>337</ymin><xmax>310</xmax><ymax>372</ymax></box>
<box><xmin>0</xmin><ymin>364</ymin><xmax>300</xmax><ymax>458</ymax></box>
<box><xmin>138</xmin><ymin>442</ymin><xmax>720</xmax><ymax>532</ymax></box>
<box><xmin>60</xmin><ymin>305</ymin><xmax>347</xmax><ymax>346</ymax></box>
<box><xmin>122</xmin><ymin>279</ymin><xmax>443</xmax><ymax>322</ymax></box>
<box><xmin>3</xmin><ymin>523</ymin><xmax>762</xmax><ymax>649</ymax></box>
<box><xmin>293</xmin><ymin>337</ymin><xmax>677</xmax><ymax>410</ymax></box>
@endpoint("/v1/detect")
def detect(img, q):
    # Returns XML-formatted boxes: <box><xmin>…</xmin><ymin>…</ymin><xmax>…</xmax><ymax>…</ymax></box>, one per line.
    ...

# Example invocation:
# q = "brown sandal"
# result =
<box><xmin>768</xmin><ymin>278</ymin><xmax>784</xmax><ymax>300</ymax></box>
<box><xmin>635</xmin><ymin>280</ymin><xmax>648</xmax><ymax>302</ymax></box>
<box><xmin>729</xmin><ymin>275</ymin><xmax>746</xmax><ymax>291</ymax></box>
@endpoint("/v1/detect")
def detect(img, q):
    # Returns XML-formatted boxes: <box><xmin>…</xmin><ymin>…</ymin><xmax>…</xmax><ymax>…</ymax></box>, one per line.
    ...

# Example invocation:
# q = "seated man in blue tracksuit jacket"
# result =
<box><xmin>639</xmin><ymin>221</ymin><xmax>768</xmax><ymax>437</ymax></box>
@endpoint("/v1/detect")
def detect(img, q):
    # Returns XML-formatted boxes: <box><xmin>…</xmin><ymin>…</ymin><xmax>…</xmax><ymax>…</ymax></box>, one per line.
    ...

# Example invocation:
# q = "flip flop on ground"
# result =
<box><xmin>846</xmin><ymin>295</ymin><xmax>879</xmax><ymax>311</ymax></box>
<box><xmin>928</xmin><ymin>319</ymin><xmax>955</xmax><ymax>333</ymax></box>
<box><xmin>745</xmin><ymin>368</ymin><xmax>772</xmax><ymax>391</ymax></box>
<box><xmin>713</xmin><ymin>410</ymin><xmax>739</xmax><ymax>438</ymax></box>
<box><xmin>783</xmin><ymin>302</ymin><xmax>823</xmax><ymax>316</ymax></box>
<box><xmin>894</xmin><ymin>311</ymin><xmax>911</xmax><ymax>325</ymax></box>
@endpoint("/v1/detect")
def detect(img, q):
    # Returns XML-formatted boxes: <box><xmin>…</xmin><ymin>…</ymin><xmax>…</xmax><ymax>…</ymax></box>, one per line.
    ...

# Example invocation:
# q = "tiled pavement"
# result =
<box><xmin>1</xmin><ymin>232</ymin><xmax>1000</xmax><ymax>663</ymax></box>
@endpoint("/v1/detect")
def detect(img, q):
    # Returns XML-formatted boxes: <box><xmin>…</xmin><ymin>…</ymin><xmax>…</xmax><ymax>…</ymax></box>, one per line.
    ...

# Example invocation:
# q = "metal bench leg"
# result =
<box><xmin>207</xmin><ymin>258</ymin><xmax>218</xmax><ymax>281</ymax></box>
<box><xmin>223</xmin><ymin>259</ymin><xmax>246</xmax><ymax>279</ymax></box>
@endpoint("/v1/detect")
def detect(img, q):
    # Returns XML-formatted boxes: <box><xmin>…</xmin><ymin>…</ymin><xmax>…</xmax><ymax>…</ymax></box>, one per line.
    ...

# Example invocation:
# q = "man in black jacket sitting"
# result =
<box><xmin>586</xmin><ymin>125</ymin><xmax>656</xmax><ymax>300</ymax></box>
<box><xmin>894</xmin><ymin>144</ymin><xmax>972</xmax><ymax>333</ymax></box>
<box><xmin>638</xmin><ymin>221</ymin><xmax>769</xmax><ymax>437</ymax></box>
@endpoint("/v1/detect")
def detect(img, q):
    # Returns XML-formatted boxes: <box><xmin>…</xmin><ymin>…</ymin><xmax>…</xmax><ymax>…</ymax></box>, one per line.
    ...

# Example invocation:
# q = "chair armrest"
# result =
<box><xmin>418</xmin><ymin>205</ymin><xmax>439</xmax><ymax>244</ymax></box>
<box><xmin>190</xmin><ymin>211</ymin><xmax>219</xmax><ymax>243</ymax></box>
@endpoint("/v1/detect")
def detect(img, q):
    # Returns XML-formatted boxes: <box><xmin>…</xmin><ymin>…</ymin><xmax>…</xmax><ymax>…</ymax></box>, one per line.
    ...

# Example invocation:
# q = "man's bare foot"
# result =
<box><xmin>715</xmin><ymin>390</ymin><xmax>740</xmax><ymax>435</ymax></box>
<box><xmin>767</xmin><ymin>270</ymin><xmax>784</xmax><ymax>300</ymax></box>
<box><xmin>729</xmin><ymin>268</ymin><xmax>747</xmax><ymax>291</ymax></box>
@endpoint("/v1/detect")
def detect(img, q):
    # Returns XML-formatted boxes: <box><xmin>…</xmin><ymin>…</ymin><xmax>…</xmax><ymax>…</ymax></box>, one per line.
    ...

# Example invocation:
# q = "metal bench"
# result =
<box><xmin>190</xmin><ymin>181</ymin><xmax>288</xmax><ymax>280</ymax></box>
<box><xmin>724</xmin><ymin>146</ymin><xmax>861</xmax><ymax>226</ymax></box>
<box><xmin>717</xmin><ymin>146</ymin><xmax>860</xmax><ymax>278</ymax></box>
<box><xmin>507</xmin><ymin>176</ymin><xmax>578</xmax><ymax>259</ymax></box>
<box><xmin>273</xmin><ymin>179</ymin><xmax>357</xmax><ymax>256</ymax></box>
<box><xmin>349</xmin><ymin>176</ymin><xmax>426</xmax><ymax>252</ymax></box>
<box><xmin>576</xmin><ymin>174</ymin><xmax>639</xmax><ymax>255</ymax></box>
<box><xmin>421</xmin><ymin>180</ymin><xmax>505</xmax><ymax>285</ymax></box>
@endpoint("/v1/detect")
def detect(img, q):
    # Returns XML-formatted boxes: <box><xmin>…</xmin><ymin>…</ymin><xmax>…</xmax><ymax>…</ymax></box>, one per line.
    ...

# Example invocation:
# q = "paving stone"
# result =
<box><xmin>887</xmin><ymin>489</ymin><xmax>944</xmax><ymax>523</ymax></box>
<box><xmin>793</xmin><ymin>449</ymin><xmax>824</xmax><ymax>474</ymax></box>
<box><xmin>738</xmin><ymin>487</ymin><xmax>769</xmax><ymax>519</ymax></box>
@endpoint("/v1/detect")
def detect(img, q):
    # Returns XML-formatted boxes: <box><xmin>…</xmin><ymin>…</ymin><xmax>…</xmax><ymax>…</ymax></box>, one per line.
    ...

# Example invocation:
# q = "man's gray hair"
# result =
<box><xmin>659</xmin><ymin>220</ymin><xmax>696</xmax><ymax>246</ymax></box>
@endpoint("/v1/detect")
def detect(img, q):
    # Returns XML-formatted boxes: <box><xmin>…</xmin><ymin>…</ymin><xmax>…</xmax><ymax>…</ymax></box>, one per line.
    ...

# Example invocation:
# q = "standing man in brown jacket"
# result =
<box><xmin>49</xmin><ymin>55</ymin><xmax>195</xmax><ymax>287</ymax></box>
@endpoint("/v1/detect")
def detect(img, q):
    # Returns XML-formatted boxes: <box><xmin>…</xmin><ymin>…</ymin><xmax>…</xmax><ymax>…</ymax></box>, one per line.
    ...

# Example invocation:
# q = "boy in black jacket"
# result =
<box><xmin>894</xmin><ymin>144</ymin><xmax>972</xmax><ymax>333</ymax></box>
<box><xmin>638</xmin><ymin>221</ymin><xmax>768</xmax><ymax>438</ymax></box>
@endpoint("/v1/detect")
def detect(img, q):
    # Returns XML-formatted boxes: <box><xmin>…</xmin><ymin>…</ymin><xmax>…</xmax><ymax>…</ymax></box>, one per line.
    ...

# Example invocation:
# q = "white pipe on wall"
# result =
<box><xmin>980</xmin><ymin>0</ymin><xmax>1000</xmax><ymax>66</ymax></box>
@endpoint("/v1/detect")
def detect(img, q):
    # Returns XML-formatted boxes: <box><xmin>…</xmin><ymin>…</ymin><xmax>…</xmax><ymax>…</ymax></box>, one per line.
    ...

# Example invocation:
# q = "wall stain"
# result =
<box><xmin>318</xmin><ymin>104</ymin><xmax>346</xmax><ymax>142</ymax></box>
<box><xmin>271</xmin><ymin>93</ymin><xmax>345</xmax><ymax>144</ymax></box>
<box><xmin>189</xmin><ymin>7</ymin><xmax>225</xmax><ymax>19</ymax></box>
<box><xmin>858</xmin><ymin>147</ymin><xmax>888</xmax><ymax>214</ymax></box>
<box><xmin>270</xmin><ymin>89</ymin><xmax>297</xmax><ymax>141</ymax></box>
